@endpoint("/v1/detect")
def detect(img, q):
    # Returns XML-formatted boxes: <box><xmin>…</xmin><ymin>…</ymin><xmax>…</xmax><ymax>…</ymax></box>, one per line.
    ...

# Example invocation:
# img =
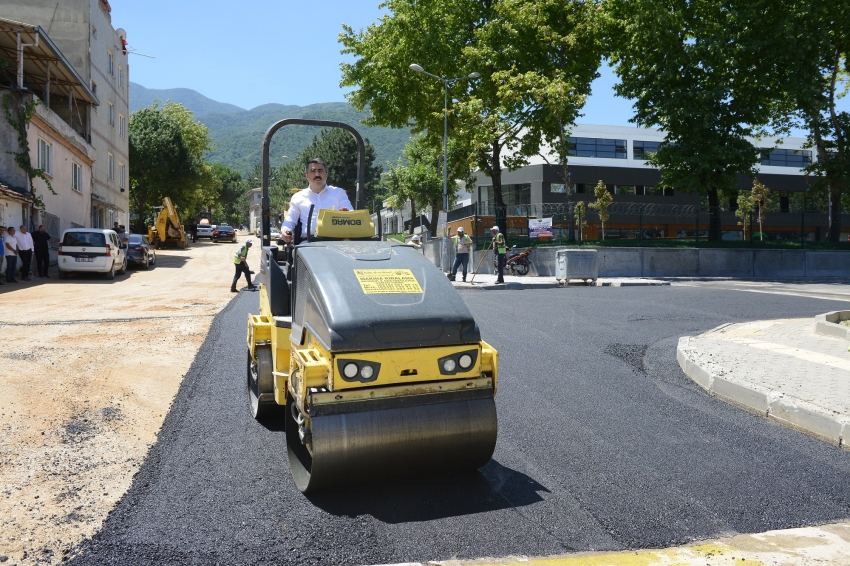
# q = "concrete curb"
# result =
<box><xmin>451</xmin><ymin>278</ymin><xmax>670</xmax><ymax>290</ymax></box>
<box><xmin>677</xmin><ymin>337</ymin><xmax>849</xmax><ymax>449</ymax></box>
<box><xmin>813</xmin><ymin>311</ymin><xmax>850</xmax><ymax>340</ymax></box>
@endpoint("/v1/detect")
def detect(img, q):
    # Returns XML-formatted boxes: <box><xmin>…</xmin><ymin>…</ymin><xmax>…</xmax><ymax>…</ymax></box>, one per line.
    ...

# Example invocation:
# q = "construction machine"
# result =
<box><xmin>245</xmin><ymin>119</ymin><xmax>498</xmax><ymax>493</ymax></box>
<box><xmin>148</xmin><ymin>197</ymin><xmax>188</xmax><ymax>249</ymax></box>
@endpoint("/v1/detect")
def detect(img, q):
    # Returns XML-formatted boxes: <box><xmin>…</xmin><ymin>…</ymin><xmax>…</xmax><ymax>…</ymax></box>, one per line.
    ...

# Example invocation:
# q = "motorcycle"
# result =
<box><xmin>495</xmin><ymin>245</ymin><xmax>532</xmax><ymax>276</ymax></box>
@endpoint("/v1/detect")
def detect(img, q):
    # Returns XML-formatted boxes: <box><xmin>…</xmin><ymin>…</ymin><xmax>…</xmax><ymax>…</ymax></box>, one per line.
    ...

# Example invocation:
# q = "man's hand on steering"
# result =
<box><xmin>282</xmin><ymin>229</ymin><xmax>293</xmax><ymax>243</ymax></box>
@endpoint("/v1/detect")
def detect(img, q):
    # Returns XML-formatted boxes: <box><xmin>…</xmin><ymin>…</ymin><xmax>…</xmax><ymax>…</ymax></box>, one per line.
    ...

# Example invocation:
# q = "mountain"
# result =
<box><xmin>130</xmin><ymin>82</ymin><xmax>246</xmax><ymax>115</ymax></box>
<box><xmin>130</xmin><ymin>83</ymin><xmax>410</xmax><ymax>175</ymax></box>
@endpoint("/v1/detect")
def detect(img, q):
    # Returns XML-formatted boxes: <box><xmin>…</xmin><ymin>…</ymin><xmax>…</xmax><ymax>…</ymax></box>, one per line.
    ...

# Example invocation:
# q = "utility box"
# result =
<box><xmin>556</xmin><ymin>249</ymin><xmax>598</xmax><ymax>286</ymax></box>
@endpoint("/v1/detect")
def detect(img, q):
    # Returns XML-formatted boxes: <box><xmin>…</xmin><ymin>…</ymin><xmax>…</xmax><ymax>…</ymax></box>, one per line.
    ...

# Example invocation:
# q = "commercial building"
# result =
<box><xmin>461</xmin><ymin>124</ymin><xmax>836</xmax><ymax>241</ymax></box>
<box><xmin>0</xmin><ymin>0</ymin><xmax>130</xmax><ymax>228</ymax></box>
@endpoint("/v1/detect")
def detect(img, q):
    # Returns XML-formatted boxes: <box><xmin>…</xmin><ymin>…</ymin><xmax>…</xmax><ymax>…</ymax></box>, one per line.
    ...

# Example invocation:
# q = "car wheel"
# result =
<box><xmin>151</xmin><ymin>252</ymin><xmax>156</xmax><ymax>266</ymax></box>
<box><xmin>105</xmin><ymin>263</ymin><xmax>115</xmax><ymax>280</ymax></box>
<box><xmin>117</xmin><ymin>258</ymin><xmax>127</xmax><ymax>275</ymax></box>
<box><xmin>58</xmin><ymin>270</ymin><xmax>69</xmax><ymax>280</ymax></box>
<box><xmin>143</xmin><ymin>256</ymin><xmax>150</xmax><ymax>270</ymax></box>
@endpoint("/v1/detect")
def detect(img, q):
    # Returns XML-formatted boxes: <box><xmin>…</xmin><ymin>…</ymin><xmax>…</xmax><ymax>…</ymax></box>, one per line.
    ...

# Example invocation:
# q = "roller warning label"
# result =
<box><xmin>354</xmin><ymin>269</ymin><xmax>423</xmax><ymax>294</ymax></box>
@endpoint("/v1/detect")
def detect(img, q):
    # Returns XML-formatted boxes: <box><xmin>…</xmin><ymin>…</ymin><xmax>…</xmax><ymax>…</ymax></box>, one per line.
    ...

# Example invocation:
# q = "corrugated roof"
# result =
<box><xmin>0</xmin><ymin>18</ymin><xmax>99</xmax><ymax>106</ymax></box>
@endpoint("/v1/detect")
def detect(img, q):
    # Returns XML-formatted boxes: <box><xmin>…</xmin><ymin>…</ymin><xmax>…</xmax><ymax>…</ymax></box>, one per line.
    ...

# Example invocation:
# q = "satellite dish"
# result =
<box><xmin>116</xmin><ymin>28</ymin><xmax>127</xmax><ymax>40</ymax></box>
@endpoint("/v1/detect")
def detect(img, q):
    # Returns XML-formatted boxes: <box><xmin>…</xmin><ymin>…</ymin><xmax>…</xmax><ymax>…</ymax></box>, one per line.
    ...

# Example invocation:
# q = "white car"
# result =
<box><xmin>196</xmin><ymin>224</ymin><xmax>214</xmax><ymax>239</ymax></box>
<box><xmin>58</xmin><ymin>228</ymin><xmax>127</xmax><ymax>280</ymax></box>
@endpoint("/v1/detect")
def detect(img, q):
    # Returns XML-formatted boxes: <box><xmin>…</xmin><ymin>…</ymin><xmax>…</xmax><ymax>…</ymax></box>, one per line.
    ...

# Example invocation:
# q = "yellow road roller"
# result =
<box><xmin>245</xmin><ymin>119</ymin><xmax>498</xmax><ymax>493</ymax></box>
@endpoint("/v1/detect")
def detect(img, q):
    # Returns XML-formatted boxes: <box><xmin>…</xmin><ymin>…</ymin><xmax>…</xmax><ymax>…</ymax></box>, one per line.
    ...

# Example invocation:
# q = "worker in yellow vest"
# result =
<box><xmin>231</xmin><ymin>238</ymin><xmax>256</xmax><ymax>292</ymax></box>
<box><xmin>449</xmin><ymin>226</ymin><xmax>473</xmax><ymax>282</ymax></box>
<box><xmin>491</xmin><ymin>225</ymin><xmax>506</xmax><ymax>284</ymax></box>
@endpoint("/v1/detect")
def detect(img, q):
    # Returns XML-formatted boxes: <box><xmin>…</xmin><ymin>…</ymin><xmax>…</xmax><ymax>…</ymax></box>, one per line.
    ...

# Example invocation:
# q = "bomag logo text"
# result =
<box><xmin>332</xmin><ymin>218</ymin><xmax>362</xmax><ymax>226</ymax></box>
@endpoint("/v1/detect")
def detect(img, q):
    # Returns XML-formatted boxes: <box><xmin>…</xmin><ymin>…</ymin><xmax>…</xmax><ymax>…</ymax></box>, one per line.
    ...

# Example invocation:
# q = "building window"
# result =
<box><xmin>118</xmin><ymin>66</ymin><xmax>125</xmax><ymax>90</ymax></box>
<box><xmin>91</xmin><ymin>25</ymin><xmax>97</xmax><ymax>39</ymax></box>
<box><xmin>108</xmin><ymin>102</ymin><xmax>114</xmax><ymax>126</ymax></box>
<box><xmin>108</xmin><ymin>152</ymin><xmax>114</xmax><ymax>180</ymax></box>
<box><xmin>614</xmin><ymin>185</ymin><xmax>636</xmax><ymax>195</ymax></box>
<box><xmin>119</xmin><ymin>163</ymin><xmax>126</xmax><ymax>189</ymax></box>
<box><xmin>568</xmin><ymin>137</ymin><xmax>627</xmax><ymax>159</ymax></box>
<box><xmin>760</xmin><ymin>148</ymin><xmax>812</xmax><ymax>168</ymax></box>
<box><xmin>37</xmin><ymin>138</ymin><xmax>52</xmax><ymax>175</ymax></box>
<box><xmin>72</xmin><ymin>162</ymin><xmax>83</xmax><ymax>193</ymax></box>
<box><xmin>119</xmin><ymin>114</ymin><xmax>126</xmax><ymax>138</ymax></box>
<box><xmin>633</xmin><ymin>140</ymin><xmax>661</xmax><ymax>160</ymax></box>
<box><xmin>107</xmin><ymin>50</ymin><xmax>114</xmax><ymax>75</ymax></box>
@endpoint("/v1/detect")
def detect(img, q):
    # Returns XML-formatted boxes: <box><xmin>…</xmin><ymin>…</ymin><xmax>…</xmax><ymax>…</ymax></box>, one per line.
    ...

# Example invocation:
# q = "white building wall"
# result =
<box><xmin>29</xmin><ymin>102</ymin><xmax>96</xmax><ymax>233</ymax></box>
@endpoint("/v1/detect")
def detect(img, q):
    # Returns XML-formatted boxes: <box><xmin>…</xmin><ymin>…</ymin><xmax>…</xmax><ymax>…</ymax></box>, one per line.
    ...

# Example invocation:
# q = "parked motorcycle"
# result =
<box><xmin>495</xmin><ymin>245</ymin><xmax>532</xmax><ymax>276</ymax></box>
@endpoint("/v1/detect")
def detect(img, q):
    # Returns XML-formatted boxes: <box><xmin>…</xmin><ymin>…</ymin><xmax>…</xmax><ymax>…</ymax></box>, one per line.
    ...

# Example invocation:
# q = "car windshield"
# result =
<box><xmin>63</xmin><ymin>232</ymin><xmax>105</xmax><ymax>247</ymax></box>
<box><xmin>217</xmin><ymin>226</ymin><xmax>232</xmax><ymax>231</ymax></box>
<box><xmin>128</xmin><ymin>235</ymin><xmax>144</xmax><ymax>244</ymax></box>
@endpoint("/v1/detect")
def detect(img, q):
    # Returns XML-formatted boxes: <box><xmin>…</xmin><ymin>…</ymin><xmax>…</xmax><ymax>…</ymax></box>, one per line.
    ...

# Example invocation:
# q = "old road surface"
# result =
<box><xmin>67</xmin><ymin>285</ymin><xmax>850</xmax><ymax>565</ymax></box>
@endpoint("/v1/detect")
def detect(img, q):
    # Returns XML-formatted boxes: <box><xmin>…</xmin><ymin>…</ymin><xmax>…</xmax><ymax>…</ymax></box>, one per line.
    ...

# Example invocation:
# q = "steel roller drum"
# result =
<box><xmin>286</xmin><ymin>395</ymin><xmax>498</xmax><ymax>493</ymax></box>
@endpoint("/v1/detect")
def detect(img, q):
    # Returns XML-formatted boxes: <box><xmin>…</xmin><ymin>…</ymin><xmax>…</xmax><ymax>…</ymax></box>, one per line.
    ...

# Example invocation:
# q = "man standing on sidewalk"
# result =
<box><xmin>4</xmin><ymin>226</ymin><xmax>19</xmax><ymax>283</ymax></box>
<box><xmin>231</xmin><ymin>238</ymin><xmax>256</xmax><ymax>292</ymax></box>
<box><xmin>32</xmin><ymin>225</ymin><xmax>59</xmax><ymax>279</ymax></box>
<box><xmin>15</xmin><ymin>224</ymin><xmax>34</xmax><ymax>281</ymax></box>
<box><xmin>491</xmin><ymin>225</ymin><xmax>506</xmax><ymax>284</ymax></box>
<box><xmin>0</xmin><ymin>226</ymin><xmax>5</xmax><ymax>285</ymax></box>
<box><xmin>449</xmin><ymin>227</ymin><xmax>473</xmax><ymax>282</ymax></box>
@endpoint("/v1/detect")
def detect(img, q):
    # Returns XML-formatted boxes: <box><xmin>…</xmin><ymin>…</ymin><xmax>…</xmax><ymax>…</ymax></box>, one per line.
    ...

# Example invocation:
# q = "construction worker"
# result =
<box><xmin>491</xmin><ymin>226</ymin><xmax>506</xmax><ymax>284</ymax></box>
<box><xmin>231</xmin><ymin>238</ymin><xmax>256</xmax><ymax>292</ymax></box>
<box><xmin>449</xmin><ymin>226</ymin><xmax>473</xmax><ymax>282</ymax></box>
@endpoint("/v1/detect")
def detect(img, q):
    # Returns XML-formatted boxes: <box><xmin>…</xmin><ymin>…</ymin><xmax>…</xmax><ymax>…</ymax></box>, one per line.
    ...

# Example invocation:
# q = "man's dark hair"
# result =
<box><xmin>305</xmin><ymin>158</ymin><xmax>327</xmax><ymax>173</ymax></box>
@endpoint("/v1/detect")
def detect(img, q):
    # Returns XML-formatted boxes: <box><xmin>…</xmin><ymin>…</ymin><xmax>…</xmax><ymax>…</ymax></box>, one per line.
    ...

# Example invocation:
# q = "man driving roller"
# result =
<box><xmin>281</xmin><ymin>158</ymin><xmax>352</xmax><ymax>243</ymax></box>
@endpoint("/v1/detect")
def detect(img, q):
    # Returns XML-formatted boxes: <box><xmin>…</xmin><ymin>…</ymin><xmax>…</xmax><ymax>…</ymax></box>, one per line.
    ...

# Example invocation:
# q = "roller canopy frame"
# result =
<box><xmin>261</xmin><ymin>119</ymin><xmax>366</xmax><ymax>248</ymax></box>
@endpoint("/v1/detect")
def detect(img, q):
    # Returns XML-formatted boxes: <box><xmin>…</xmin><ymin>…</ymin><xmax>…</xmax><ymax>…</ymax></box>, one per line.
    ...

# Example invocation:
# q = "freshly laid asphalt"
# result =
<box><xmin>68</xmin><ymin>285</ymin><xmax>850</xmax><ymax>565</ymax></box>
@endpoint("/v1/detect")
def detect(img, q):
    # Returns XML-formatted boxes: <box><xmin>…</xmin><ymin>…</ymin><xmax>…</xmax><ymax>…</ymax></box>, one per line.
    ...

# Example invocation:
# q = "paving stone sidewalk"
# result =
<box><xmin>678</xmin><ymin>317</ymin><xmax>850</xmax><ymax>449</ymax></box>
<box><xmin>450</xmin><ymin>272</ymin><xmax>670</xmax><ymax>290</ymax></box>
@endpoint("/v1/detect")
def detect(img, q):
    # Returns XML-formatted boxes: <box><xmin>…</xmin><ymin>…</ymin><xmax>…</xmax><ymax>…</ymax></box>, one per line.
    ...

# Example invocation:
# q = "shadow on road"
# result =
<box><xmin>306</xmin><ymin>459</ymin><xmax>548</xmax><ymax>523</ymax></box>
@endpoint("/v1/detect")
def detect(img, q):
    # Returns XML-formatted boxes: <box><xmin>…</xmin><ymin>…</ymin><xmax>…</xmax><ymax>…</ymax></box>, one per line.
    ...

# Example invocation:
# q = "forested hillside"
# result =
<box><xmin>130</xmin><ymin>83</ymin><xmax>410</xmax><ymax>174</ymax></box>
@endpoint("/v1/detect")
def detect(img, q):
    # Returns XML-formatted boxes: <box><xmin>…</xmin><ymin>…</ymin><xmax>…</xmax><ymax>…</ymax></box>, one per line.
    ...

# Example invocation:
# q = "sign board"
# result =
<box><xmin>354</xmin><ymin>269</ymin><xmax>424</xmax><ymax>294</ymax></box>
<box><xmin>436</xmin><ymin>210</ymin><xmax>448</xmax><ymax>238</ymax></box>
<box><xmin>528</xmin><ymin>217</ymin><xmax>553</xmax><ymax>239</ymax></box>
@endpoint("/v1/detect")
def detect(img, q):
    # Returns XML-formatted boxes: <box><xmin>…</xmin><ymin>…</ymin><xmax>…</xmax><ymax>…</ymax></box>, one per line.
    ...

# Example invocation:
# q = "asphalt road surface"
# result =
<box><xmin>69</xmin><ymin>285</ymin><xmax>850</xmax><ymax>565</ymax></box>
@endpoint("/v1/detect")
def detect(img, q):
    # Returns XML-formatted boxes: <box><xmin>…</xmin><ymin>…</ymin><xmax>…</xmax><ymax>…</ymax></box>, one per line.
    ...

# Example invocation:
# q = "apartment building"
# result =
<box><xmin>0</xmin><ymin>0</ymin><xmax>130</xmax><ymax>228</ymax></box>
<box><xmin>0</xmin><ymin>18</ymin><xmax>97</xmax><ymax>238</ymax></box>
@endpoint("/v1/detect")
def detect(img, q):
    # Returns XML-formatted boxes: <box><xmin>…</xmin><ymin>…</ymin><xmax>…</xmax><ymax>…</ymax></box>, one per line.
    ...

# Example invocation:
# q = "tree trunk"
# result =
<box><xmin>488</xmin><ymin>140</ymin><xmax>506</xmax><ymax>234</ymax></box>
<box><xmin>429</xmin><ymin>205</ymin><xmax>439</xmax><ymax>238</ymax></box>
<box><xmin>707</xmin><ymin>188</ymin><xmax>722</xmax><ymax>242</ymax></box>
<box><xmin>409</xmin><ymin>197</ymin><xmax>416</xmax><ymax>235</ymax></box>
<box><xmin>829</xmin><ymin>183</ymin><xmax>842</xmax><ymax>241</ymax></box>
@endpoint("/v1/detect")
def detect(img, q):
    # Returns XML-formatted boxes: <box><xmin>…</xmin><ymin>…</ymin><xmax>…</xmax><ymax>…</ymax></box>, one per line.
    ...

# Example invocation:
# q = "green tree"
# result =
<box><xmin>588</xmin><ymin>180</ymin><xmax>612</xmax><ymax>240</ymax></box>
<box><xmin>211</xmin><ymin>163</ymin><xmax>248</xmax><ymax>226</ymax></box>
<box><xmin>574</xmin><ymin>200</ymin><xmax>587</xmax><ymax>241</ymax></box>
<box><xmin>339</xmin><ymin>0</ymin><xmax>603</xmax><ymax>230</ymax></box>
<box><xmin>129</xmin><ymin>102</ymin><xmax>218</xmax><ymax>230</ymax></box>
<box><xmin>606</xmin><ymin>0</ymin><xmax>791</xmax><ymax>241</ymax></box>
<box><xmin>735</xmin><ymin>192</ymin><xmax>754</xmax><ymax>240</ymax></box>
<box><xmin>750</xmin><ymin>180</ymin><xmax>772</xmax><ymax>241</ymax></box>
<box><xmin>788</xmin><ymin>0</ymin><xmax>850</xmax><ymax>241</ymax></box>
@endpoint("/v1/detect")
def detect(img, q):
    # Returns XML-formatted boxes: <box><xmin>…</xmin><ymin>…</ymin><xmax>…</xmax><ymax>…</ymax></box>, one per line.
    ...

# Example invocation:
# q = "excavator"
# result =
<box><xmin>148</xmin><ymin>197</ymin><xmax>188</xmax><ymax>249</ymax></box>
<box><xmin>245</xmin><ymin>119</ymin><xmax>499</xmax><ymax>493</ymax></box>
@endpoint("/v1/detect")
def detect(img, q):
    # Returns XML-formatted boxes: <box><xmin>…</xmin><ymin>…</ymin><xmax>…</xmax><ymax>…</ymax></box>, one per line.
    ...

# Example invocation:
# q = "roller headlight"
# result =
<box><xmin>343</xmin><ymin>363</ymin><xmax>359</xmax><ymax>379</ymax></box>
<box><xmin>458</xmin><ymin>354</ymin><xmax>473</xmax><ymax>369</ymax></box>
<box><xmin>360</xmin><ymin>365</ymin><xmax>374</xmax><ymax>379</ymax></box>
<box><xmin>443</xmin><ymin>359</ymin><xmax>457</xmax><ymax>372</ymax></box>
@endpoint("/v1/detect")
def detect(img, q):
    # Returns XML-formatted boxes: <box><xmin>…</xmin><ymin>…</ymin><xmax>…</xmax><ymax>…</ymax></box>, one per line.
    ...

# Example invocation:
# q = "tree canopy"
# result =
<box><xmin>129</xmin><ymin>102</ymin><xmax>217</xmax><ymax>229</ymax></box>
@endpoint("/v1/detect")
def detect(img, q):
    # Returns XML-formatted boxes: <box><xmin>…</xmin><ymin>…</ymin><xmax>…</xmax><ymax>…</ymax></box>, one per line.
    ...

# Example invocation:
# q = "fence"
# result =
<box><xmin>447</xmin><ymin>201</ymin><xmax>846</xmax><ymax>247</ymax></box>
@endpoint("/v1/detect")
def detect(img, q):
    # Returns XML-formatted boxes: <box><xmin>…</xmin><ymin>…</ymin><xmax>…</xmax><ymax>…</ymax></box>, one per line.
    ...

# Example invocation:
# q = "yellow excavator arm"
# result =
<box><xmin>148</xmin><ymin>197</ymin><xmax>187</xmax><ymax>249</ymax></box>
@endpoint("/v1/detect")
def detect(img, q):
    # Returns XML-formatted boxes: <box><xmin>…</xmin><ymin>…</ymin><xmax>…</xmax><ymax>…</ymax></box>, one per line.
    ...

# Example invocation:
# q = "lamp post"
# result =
<box><xmin>409</xmin><ymin>63</ymin><xmax>479</xmax><ymax>271</ymax></box>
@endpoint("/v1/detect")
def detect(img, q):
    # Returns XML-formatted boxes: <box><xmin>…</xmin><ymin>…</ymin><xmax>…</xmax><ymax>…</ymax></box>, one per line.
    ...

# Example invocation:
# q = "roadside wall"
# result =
<box><xmin>462</xmin><ymin>247</ymin><xmax>850</xmax><ymax>278</ymax></box>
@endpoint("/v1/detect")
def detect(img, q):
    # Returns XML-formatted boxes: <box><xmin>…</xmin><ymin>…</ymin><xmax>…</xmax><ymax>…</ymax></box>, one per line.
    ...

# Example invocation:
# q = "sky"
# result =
<box><xmin>111</xmin><ymin>0</ymin><xmax>842</xmax><ymax>137</ymax></box>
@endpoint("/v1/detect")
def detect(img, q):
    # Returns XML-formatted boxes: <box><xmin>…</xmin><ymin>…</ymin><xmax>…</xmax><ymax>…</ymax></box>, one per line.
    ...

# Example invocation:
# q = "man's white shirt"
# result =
<box><xmin>15</xmin><ymin>231</ymin><xmax>34</xmax><ymax>251</ymax></box>
<box><xmin>282</xmin><ymin>185</ymin><xmax>353</xmax><ymax>237</ymax></box>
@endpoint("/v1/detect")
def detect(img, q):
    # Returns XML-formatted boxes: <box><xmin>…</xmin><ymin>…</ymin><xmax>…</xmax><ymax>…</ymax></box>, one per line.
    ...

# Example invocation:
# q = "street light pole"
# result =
<box><xmin>409</xmin><ymin>63</ymin><xmax>479</xmax><ymax>272</ymax></box>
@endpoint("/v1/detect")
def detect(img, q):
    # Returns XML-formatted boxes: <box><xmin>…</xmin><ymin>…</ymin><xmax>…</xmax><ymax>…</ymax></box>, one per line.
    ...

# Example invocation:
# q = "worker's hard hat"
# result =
<box><xmin>412</xmin><ymin>235</ymin><xmax>420</xmax><ymax>241</ymax></box>
<box><xmin>246</xmin><ymin>238</ymin><xmax>253</xmax><ymax>243</ymax></box>
<box><xmin>457</xmin><ymin>227</ymin><xmax>464</xmax><ymax>232</ymax></box>
<box><xmin>491</xmin><ymin>225</ymin><xmax>499</xmax><ymax>231</ymax></box>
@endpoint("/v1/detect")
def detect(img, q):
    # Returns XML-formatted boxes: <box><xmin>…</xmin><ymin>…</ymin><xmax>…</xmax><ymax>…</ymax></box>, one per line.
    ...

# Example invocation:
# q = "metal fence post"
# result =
<box><xmin>695</xmin><ymin>207</ymin><xmax>699</xmax><ymax>246</ymax></box>
<box><xmin>639</xmin><ymin>205</ymin><xmax>643</xmax><ymax>245</ymax></box>
<box><xmin>801</xmin><ymin>210</ymin><xmax>805</xmax><ymax>249</ymax></box>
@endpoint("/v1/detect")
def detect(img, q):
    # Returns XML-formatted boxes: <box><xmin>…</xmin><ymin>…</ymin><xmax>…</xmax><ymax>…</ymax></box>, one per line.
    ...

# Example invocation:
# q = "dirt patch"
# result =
<box><xmin>0</xmin><ymin>239</ymin><xmax>243</xmax><ymax>564</ymax></box>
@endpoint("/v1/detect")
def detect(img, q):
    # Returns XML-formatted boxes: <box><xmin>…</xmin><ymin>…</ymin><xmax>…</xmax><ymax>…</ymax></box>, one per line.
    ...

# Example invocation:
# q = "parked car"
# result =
<box><xmin>196</xmin><ymin>224</ymin><xmax>214</xmax><ymax>239</ymax></box>
<box><xmin>126</xmin><ymin>234</ymin><xmax>157</xmax><ymax>269</ymax></box>
<box><xmin>58</xmin><ymin>228</ymin><xmax>127</xmax><ymax>280</ymax></box>
<box><xmin>269</xmin><ymin>228</ymin><xmax>282</xmax><ymax>241</ymax></box>
<box><xmin>212</xmin><ymin>225</ymin><xmax>237</xmax><ymax>243</ymax></box>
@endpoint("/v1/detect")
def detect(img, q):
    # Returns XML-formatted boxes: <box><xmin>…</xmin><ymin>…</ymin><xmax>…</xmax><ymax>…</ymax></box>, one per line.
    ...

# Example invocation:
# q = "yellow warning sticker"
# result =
<box><xmin>354</xmin><ymin>269</ymin><xmax>423</xmax><ymax>294</ymax></box>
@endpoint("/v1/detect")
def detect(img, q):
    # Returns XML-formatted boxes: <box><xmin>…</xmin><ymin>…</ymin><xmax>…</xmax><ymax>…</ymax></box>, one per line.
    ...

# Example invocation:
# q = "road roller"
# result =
<box><xmin>245</xmin><ymin>119</ymin><xmax>498</xmax><ymax>493</ymax></box>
